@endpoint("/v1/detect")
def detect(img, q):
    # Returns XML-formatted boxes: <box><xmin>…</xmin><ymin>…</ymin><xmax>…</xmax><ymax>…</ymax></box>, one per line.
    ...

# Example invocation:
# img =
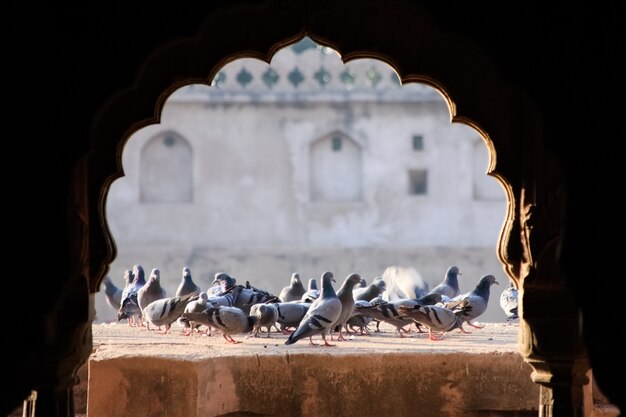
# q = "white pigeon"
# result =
<box><xmin>285</xmin><ymin>271</ymin><xmax>342</xmax><ymax>346</ymax></box>
<box><xmin>500</xmin><ymin>281</ymin><xmax>519</xmax><ymax>321</ymax></box>
<box><xmin>382</xmin><ymin>266</ymin><xmax>429</xmax><ymax>300</ymax></box>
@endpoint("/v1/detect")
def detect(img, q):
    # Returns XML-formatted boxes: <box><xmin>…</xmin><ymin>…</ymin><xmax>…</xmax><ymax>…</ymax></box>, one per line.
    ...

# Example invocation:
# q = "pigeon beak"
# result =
<box><xmin>495</xmin><ymin>280</ymin><xmax>500</xmax><ymax>285</ymax></box>
<box><xmin>458</xmin><ymin>272</ymin><xmax>462</xmax><ymax>276</ymax></box>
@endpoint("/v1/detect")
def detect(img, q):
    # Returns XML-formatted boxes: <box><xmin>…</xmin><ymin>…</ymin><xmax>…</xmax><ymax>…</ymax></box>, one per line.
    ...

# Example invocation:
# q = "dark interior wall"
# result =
<box><xmin>3</xmin><ymin>1</ymin><xmax>623</xmax><ymax>414</ymax></box>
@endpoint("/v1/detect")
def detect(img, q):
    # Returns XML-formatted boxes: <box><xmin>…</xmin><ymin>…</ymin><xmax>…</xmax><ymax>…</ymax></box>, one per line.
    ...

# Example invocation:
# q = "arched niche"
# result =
<box><xmin>310</xmin><ymin>132</ymin><xmax>363</xmax><ymax>202</ymax></box>
<box><xmin>140</xmin><ymin>132</ymin><xmax>193</xmax><ymax>203</ymax></box>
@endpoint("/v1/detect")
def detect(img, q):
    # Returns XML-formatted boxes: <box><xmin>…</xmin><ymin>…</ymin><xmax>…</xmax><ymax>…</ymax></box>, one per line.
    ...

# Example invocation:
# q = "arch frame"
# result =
<box><xmin>76</xmin><ymin>2</ymin><xmax>588</xmax><ymax>416</ymax></box>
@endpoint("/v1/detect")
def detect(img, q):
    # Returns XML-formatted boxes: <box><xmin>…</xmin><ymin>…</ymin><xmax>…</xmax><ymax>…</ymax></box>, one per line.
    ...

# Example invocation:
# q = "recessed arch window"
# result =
<box><xmin>310</xmin><ymin>133</ymin><xmax>362</xmax><ymax>201</ymax></box>
<box><xmin>140</xmin><ymin>132</ymin><xmax>193</xmax><ymax>203</ymax></box>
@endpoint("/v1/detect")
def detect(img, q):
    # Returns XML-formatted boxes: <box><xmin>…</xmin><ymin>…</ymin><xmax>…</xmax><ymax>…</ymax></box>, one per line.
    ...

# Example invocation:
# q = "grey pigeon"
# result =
<box><xmin>346</xmin><ymin>301</ymin><xmax>374</xmax><ymax>335</ymax></box>
<box><xmin>353</xmin><ymin>278</ymin><xmax>386</xmax><ymax>301</ymax></box>
<box><xmin>353</xmin><ymin>299</ymin><xmax>415</xmax><ymax>337</ymax></box>
<box><xmin>332</xmin><ymin>273</ymin><xmax>362</xmax><ymax>341</ymax></box>
<box><xmin>445</xmin><ymin>274</ymin><xmax>499</xmax><ymax>332</ymax></box>
<box><xmin>212</xmin><ymin>272</ymin><xmax>237</xmax><ymax>294</ymax></box>
<box><xmin>178</xmin><ymin>292</ymin><xmax>209</xmax><ymax>335</ymax></box>
<box><xmin>102</xmin><ymin>276</ymin><xmax>122</xmax><ymax>311</ymax></box>
<box><xmin>428</xmin><ymin>266</ymin><xmax>462</xmax><ymax>298</ymax></box>
<box><xmin>250</xmin><ymin>303</ymin><xmax>279</xmax><ymax>338</ymax></box>
<box><xmin>279</xmin><ymin>273</ymin><xmax>306</xmax><ymax>302</ymax></box>
<box><xmin>273</xmin><ymin>302</ymin><xmax>311</xmax><ymax>333</ymax></box>
<box><xmin>183</xmin><ymin>306</ymin><xmax>257</xmax><ymax>344</ymax></box>
<box><xmin>175</xmin><ymin>266</ymin><xmax>201</xmax><ymax>297</ymax></box>
<box><xmin>300</xmin><ymin>278</ymin><xmax>319</xmax><ymax>303</ymax></box>
<box><xmin>382</xmin><ymin>266</ymin><xmax>429</xmax><ymax>300</ymax></box>
<box><xmin>499</xmin><ymin>281</ymin><xmax>519</xmax><ymax>321</ymax></box>
<box><xmin>117</xmin><ymin>265</ymin><xmax>145</xmax><ymax>326</ymax></box>
<box><xmin>398</xmin><ymin>304</ymin><xmax>468</xmax><ymax>340</ymax></box>
<box><xmin>142</xmin><ymin>292</ymin><xmax>198</xmax><ymax>334</ymax></box>
<box><xmin>285</xmin><ymin>271</ymin><xmax>342</xmax><ymax>346</ymax></box>
<box><xmin>137</xmin><ymin>268</ymin><xmax>167</xmax><ymax>329</ymax></box>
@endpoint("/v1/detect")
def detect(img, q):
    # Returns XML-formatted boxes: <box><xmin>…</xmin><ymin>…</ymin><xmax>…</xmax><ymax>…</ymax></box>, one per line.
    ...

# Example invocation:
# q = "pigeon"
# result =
<box><xmin>381</xmin><ymin>266</ymin><xmax>429</xmax><ymax>300</ymax></box>
<box><xmin>183</xmin><ymin>306</ymin><xmax>257</xmax><ymax>344</ymax></box>
<box><xmin>332</xmin><ymin>273</ymin><xmax>362</xmax><ymax>341</ymax></box>
<box><xmin>137</xmin><ymin>268</ymin><xmax>167</xmax><ymax>329</ymax></box>
<box><xmin>353</xmin><ymin>299</ymin><xmax>415</xmax><ymax>337</ymax></box>
<box><xmin>175</xmin><ymin>266</ymin><xmax>202</xmax><ymax>297</ymax></box>
<box><xmin>397</xmin><ymin>304</ymin><xmax>467</xmax><ymax>341</ymax></box>
<box><xmin>178</xmin><ymin>292</ymin><xmax>209</xmax><ymax>335</ymax></box>
<box><xmin>273</xmin><ymin>302</ymin><xmax>311</xmax><ymax>333</ymax></box>
<box><xmin>445</xmin><ymin>274</ymin><xmax>499</xmax><ymax>332</ymax></box>
<box><xmin>279</xmin><ymin>273</ymin><xmax>306</xmax><ymax>302</ymax></box>
<box><xmin>142</xmin><ymin>292</ymin><xmax>198</xmax><ymax>334</ymax></box>
<box><xmin>249</xmin><ymin>303</ymin><xmax>279</xmax><ymax>338</ymax></box>
<box><xmin>428</xmin><ymin>266</ymin><xmax>462</xmax><ymax>298</ymax></box>
<box><xmin>232</xmin><ymin>284</ymin><xmax>277</xmax><ymax>314</ymax></box>
<box><xmin>353</xmin><ymin>278</ymin><xmax>386</xmax><ymax>301</ymax></box>
<box><xmin>102</xmin><ymin>276</ymin><xmax>122</xmax><ymax>311</ymax></box>
<box><xmin>212</xmin><ymin>272</ymin><xmax>237</xmax><ymax>294</ymax></box>
<box><xmin>500</xmin><ymin>281</ymin><xmax>519</xmax><ymax>321</ymax></box>
<box><xmin>346</xmin><ymin>301</ymin><xmax>374</xmax><ymax>335</ymax></box>
<box><xmin>285</xmin><ymin>271</ymin><xmax>342</xmax><ymax>346</ymax></box>
<box><xmin>117</xmin><ymin>265</ymin><xmax>146</xmax><ymax>326</ymax></box>
<box><xmin>300</xmin><ymin>278</ymin><xmax>320</xmax><ymax>303</ymax></box>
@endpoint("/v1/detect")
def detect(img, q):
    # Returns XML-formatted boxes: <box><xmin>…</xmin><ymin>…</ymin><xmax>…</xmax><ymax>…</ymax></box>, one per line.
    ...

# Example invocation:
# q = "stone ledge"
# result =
<box><xmin>88</xmin><ymin>322</ymin><xmax>541</xmax><ymax>417</ymax></box>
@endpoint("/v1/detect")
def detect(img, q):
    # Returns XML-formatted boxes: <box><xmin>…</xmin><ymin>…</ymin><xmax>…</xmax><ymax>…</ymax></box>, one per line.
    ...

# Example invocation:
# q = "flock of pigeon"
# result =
<box><xmin>103</xmin><ymin>265</ymin><xmax>519</xmax><ymax>346</ymax></box>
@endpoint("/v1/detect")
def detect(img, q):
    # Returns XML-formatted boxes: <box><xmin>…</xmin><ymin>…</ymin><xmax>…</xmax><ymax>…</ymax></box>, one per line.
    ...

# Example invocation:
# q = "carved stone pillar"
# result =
<box><xmin>516</xmin><ymin>187</ymin><xmax>591</xmax><ymax>417</ymax></box>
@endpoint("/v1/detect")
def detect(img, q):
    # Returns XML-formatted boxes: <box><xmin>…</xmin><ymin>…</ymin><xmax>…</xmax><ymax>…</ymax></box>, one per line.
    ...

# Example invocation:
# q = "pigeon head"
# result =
<box><xmin>212</xmin><ymin>272</ymin><xmax>237</xmax><ymax>291</ymax></box>
<box><xmin>446</xmin><ymin>266</ymin><xmax>461</xmax><ymax>280</ymax></box>
<box><xmin>132</xmin><ymin>264</ymin><xmax>145</xmax><ymax>284</ymax></box>
<box><xmin>345</xmin><ymin>273</ymin><xmax>362</xmax><ymax>287</ymax></box>
<box><xmin>290</xmin><ymin>273</ymin><xmax>301</xmax><ymax>284</ymax></box>
<box><xmin>149</xmin><ymin>268</ymin><xmax>160</xmax><ymax>282</ymax></box>
<box><xmin>183</xmin><ymin>267</ymin><xmax>192</xmax><ymax>279</ymax></box>
<box><xmin>321</xmin><ymin>271</ymin><xmax>335</xmax><ymax>283</ymax></box>
<box><xmin>473</xmin><ymin>274</ymin><xmax>499</xmax><ymax>300</ymax></box>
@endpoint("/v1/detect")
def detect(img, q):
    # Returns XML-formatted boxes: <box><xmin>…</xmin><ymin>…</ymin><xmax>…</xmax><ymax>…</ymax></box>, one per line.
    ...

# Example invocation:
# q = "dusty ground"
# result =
<box><xmin>92</xmin><ymin>320</ymin><xmax>520</xmax><ymax>360</ymax></box>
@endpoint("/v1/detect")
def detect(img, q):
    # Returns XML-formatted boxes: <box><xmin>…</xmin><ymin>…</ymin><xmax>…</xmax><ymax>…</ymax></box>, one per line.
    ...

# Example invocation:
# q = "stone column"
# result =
<box><xmin>516</xmin><ymin>187</ymin><xmax>591</xmax><ymax>417</ymax></box>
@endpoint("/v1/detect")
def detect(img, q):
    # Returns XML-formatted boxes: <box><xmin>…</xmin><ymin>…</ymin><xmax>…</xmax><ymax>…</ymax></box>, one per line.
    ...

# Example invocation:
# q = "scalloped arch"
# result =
<box><xmin>86</xmin><ymin>1</ymin><xmax>537</xmax><ymax>292</ymax></box>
